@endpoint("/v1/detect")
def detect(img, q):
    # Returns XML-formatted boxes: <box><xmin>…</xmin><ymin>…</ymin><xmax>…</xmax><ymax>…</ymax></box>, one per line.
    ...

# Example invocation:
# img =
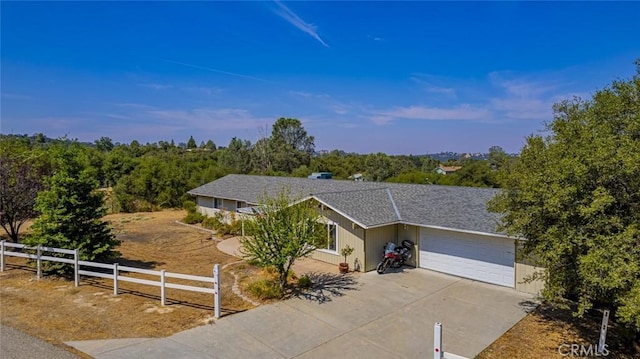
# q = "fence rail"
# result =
<box><xmin>0</xmin><ymin>240</ymin><xmax>220</xmax><ymax>318</ymax></box>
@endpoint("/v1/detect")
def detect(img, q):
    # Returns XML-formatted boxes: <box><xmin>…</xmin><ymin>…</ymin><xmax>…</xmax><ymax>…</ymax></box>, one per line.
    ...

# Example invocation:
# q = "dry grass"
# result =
<box><xmin>477</xmin><ymin>303</ymin><xmax>640</xmax><ymax>359</ymax></box>
<box><xmin>6</xmin><ymin>210</ymin><xmax>639</xmax><ymax>357</ymax></box>
<box><xmin>0</xmin><ymin>210</ymin><xmax>260</xmax><ymax>346</ymax></box>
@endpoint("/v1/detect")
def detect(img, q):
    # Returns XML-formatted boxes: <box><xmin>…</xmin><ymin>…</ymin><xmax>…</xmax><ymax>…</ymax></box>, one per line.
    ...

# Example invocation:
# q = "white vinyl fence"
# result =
<box><xmin>0</xmin><ymin>240</ymin><xmax>221</xmax><ymax>318</ymax></box>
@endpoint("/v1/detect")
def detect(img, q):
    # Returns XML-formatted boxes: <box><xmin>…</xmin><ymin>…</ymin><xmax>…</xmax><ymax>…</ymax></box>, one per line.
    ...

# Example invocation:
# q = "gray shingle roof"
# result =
<box><xmin>314</xmin><ymin>188</ymin><xmax>400</xmax><ymax>228</ymax></box>
<box><xmin>188</xmin><ymin>174</ymin><xmax>503</xmax><ymax>234</ymax></box>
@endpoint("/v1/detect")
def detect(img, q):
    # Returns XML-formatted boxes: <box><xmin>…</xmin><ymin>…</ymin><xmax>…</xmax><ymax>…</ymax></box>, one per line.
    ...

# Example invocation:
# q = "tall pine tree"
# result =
<box><xmin>27</xmin><ymin>144</ymin><xmax>119</xmax><ymax>273</ymax></box>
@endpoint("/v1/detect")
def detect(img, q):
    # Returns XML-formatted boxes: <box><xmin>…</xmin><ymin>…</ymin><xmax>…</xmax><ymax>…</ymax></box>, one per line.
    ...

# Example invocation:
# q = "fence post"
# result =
<box><xmin>74</xmin><ymin>249</ymin><xmax>79</xmax><ymax>287</ymax></box>
<box><xmin>113</xmin><ymin>263</ymin><xmax>119</xmax><ymax>296</ymax></box>
<box><xmin>160</xmin><ymin>269</ymin><xmax>166</xmax><ymax>306</ymax></box>
<box><xmin>214</xmin><ymin>264</ymin><xmax>220</xmax><ymax>319</ymax></box>
<box><xmin>36</xmin><ymin>245</ymin><xmax>42</xmax><ymax>279</ymax></box>
<box><xmin>434</xmin><ymin>322</ymin><xmax>443</xmax><ymax>359</ymax></box>
<box><xmin>1</xmin><ymin>240</ymin><xmax>5</xmax><ymax>272</ymax></box>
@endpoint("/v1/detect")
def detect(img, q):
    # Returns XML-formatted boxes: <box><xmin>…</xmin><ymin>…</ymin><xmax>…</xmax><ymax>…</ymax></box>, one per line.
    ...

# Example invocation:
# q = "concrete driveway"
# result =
<box><xmin>68</xmin><ymin>269</ymin><xmax>537</xmax><ymax>359</ymax></box>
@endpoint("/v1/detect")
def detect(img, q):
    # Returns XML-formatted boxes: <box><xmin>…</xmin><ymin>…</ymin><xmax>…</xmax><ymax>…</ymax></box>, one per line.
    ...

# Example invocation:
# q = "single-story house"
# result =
<box><xmin>435</xmin><ymin>165</ymin><xmax>462</xmax><ymax>175</ymax></box>
<box><xmin>188</xmin><ymin>174</ymin><xmax>543</xmax><ymax>294</ymax></box>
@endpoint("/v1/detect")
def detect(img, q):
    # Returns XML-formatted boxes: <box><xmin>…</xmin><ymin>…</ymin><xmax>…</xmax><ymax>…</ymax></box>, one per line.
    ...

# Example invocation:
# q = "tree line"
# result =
<box><xmin>2</xmin><ymin>117</ymin><xmax>508</xmax><ymax>218</ymax></box>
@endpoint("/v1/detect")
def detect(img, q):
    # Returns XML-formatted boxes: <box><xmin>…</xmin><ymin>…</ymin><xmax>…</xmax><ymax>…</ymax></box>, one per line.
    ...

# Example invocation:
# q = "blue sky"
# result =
<box><xmin>1</xmin><ymin>1</ymin><xmax>639</xmax><ymax>154</ymax></box>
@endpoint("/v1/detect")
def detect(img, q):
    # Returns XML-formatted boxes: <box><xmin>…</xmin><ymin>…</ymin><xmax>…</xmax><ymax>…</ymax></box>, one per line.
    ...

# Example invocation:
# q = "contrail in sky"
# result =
<box><xmin>161</xmin><ymin>59</ymin><xmax>268</xmax><ymax>82</ymax></box>
<box><xmin>273</xmin><ymin>0</ymin><xmax>329</xmax><ymax>47</ymax></box>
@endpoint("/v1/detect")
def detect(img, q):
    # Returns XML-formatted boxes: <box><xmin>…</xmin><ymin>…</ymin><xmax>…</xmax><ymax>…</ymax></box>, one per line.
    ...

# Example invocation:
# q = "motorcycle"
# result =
<box><xmin>376</xmin><ymin>239</ymin><xmax>414</xmax><ymax>274</ymax></box>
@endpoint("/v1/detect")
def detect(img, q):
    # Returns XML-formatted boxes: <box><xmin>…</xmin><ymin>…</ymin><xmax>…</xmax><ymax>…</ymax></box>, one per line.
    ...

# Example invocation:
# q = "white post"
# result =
<box><xmin>214</xmin><ymin>264</ymin><xmax>220</xmax><ymax>319</ymax></box>
<box><xmin>434</xmin><ymin>322</ymin><xmax>443</xmax><ymax>359</ymax></box>
<box><xmin>36</xmin><ymin>245</ymin><xmax>42</xmax><ymax>279</ymax></box>
<box><xmin>113</xmin><ymin>263</ymin><xmax>119</xmax><ymax>296</ymax></box>
<box><xmin>161</xmin><ymin>269</ymin><xmax>166</xmax><ymax>306</ymax></box>
<box><xmin>74</xmin><ymin>249</ymin><xmax>79</xmax><ymax>287</ymax></box>
<box><xmin>1</xmin><ymin>240</ymin><xmax>5</xmax><ymax>272</ymax></box>
<box><xmin>598</xmin><ymin>309</ymin><xmax>610</xmax><ymax>354</ymax></box>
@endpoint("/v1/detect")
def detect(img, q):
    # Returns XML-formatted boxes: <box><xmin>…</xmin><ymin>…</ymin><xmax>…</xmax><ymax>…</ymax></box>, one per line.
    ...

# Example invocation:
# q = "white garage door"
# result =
<box><xmin>419</xmin><ymin>228</ymin><xmax>514</xmax><ymax>287</ymax></box>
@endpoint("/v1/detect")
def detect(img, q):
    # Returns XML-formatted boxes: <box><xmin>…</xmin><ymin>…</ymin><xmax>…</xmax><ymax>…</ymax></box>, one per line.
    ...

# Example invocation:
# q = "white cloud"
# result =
<box><xmin>145</xmin><ymin>108</ymin><xmax>272</xmax><ymax>131</ymax></box>
<box><xmin>138</xmin><ymin>83</ymin><xmax>173</xmax><ymax>90</ymax></box>
<box><xmin>489</xmin><ymin>98</ymin><xmax>552</xmax><ymax>121</ymax></box>
<box><xmin>1</xmin><ymin>92</ymin><xmax>33</xmax><ymax>100</ymax></box>
<box><xmin>370</xmin><ymin>105</ymin><xmax>492</xmax><ymax>125</ymax></box>
<box><xmin>410</xmin><ymin>74</ymin><xmax>457</xmax><ymax>97</ymax></box>
<box><xmin>273</xmin><ymin>1</ymin><xmax>328</xmax><ymax>47</ymax></box>
<box><xmin>180</xmin><ymin>86</ymin><xmax>223</xmax><ymax>96</ymax></box>
<box><xmin>487</xmin><ymin>71</ymin><xmax>567</xmax><ymax>122</ymax></box>
<box><xmin>288</xmin><ymin>90</ymin><xmax>330</xmax><ymax>99</ymax></box>
<box><xmin>367</xmin><ymin>35</ymin><xmax>385</xmax><ymax>42</ymax></box>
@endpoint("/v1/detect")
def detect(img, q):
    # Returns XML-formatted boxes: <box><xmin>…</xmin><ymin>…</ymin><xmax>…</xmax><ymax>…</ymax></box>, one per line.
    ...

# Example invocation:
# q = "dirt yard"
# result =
<box><xmin>478</xmin><ymin>303</ymin><xmax>640</xmax><ymax>359</ymax></box>
<box><xmin>0</xmin><ymin>210</ymin><xmax>259</xmax><ymax>346</ymax></box>
<box><xmin>3</xmin><ymin>210</ymin><xmax>639</xmax><ymax>358</ymax></box>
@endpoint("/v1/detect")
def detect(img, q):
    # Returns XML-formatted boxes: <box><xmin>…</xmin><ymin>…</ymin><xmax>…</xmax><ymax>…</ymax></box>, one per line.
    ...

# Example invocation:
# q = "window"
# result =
<box><xmin>213</xmin><ymin>198</ymin><xmax>220</xmax><ymax>209</ymax></box>
<box><xmin>321</xmin><ymin>222</ymin><xmax>337</xmax><ymax>252</ymax></box>
<box><xmin>236</xmin><ymin>201</ymin><xmax>243</xmax><ymax>210</ymax></box>
<box><xmin>327</xmin><ymin>223</ymin><xmax>337</xmax><ymax>251</ymax></box>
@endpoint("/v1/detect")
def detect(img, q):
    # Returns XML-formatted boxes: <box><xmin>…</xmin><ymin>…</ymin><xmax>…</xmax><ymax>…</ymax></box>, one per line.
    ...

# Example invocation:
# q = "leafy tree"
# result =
<box><xmin>450</xmin><ymin>160</ymin><xmax>497</xmax><ymax>187</ymax></box>
<box><xmin>187</xmin><ymin>136</ymin><xmax>197</xmax><ymax>149</ymax></box>
<box><xmin>488</xmin><ymin>145</ymin><xmax>508</xmax><ymax>171</ymax></box>
<box><xmin>0</xmin><ymin>140</ymin><xmax>48</xmax><ymax>242</ymax></box>
<box><xmin>489</xmin><ymin>61</ymin><xmax>640</xmax><ymax>332</ymax></box>
<box><xmin>27</xmin><ymin>144</ymin><xmax>119</xmax><ymax>272</ymax></box>
<box><xmin>420</xmin><ymin>156</ymin><xmax>439</xmax><ymax>173</ymax></box>
<box><xmin>103</xmin><ymin>145</ymin><xmax>137</xmax><ymax>187</ymax></box>
<box><xmin>241</xmin><ymin>190</ymin><xmax>325</xmax><ymax>291</ymax></box>
<box><xmin>220</xmin><ymin>137</ymin><xmax>252</xmax><ymax>173</ymax></box>
<box><xmin>387</xmin><ymin>170</ymin><xmax>428</xmax><ymax>184</ymax></box>
<box><xmin>251</xmin><ymin>137</ymin><xmax>272</xmax><ymax>174</ymax></box>
<box><xmin>364</xmin><ymin>152</ymin><xmax>393</xmax><ymax>181</ymax></box>
<box><xmin>205</xmin><ymin>139</ymin><xmax>216</xmax><ymax>151</ymax></box>
<box><xmin>270</xmin><ymin>118</ymin><xmax>315</xmax><ymax>173</ymax></box>
<box><xmin>94</xmin><ymin>136</ymin><xmax>114</xmax><ymax>152</ymax></box>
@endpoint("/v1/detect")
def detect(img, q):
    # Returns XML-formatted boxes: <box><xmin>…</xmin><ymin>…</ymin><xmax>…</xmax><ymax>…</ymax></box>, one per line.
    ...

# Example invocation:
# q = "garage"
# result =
<box><xmin>419</xmin><ymin>227</ymin><xmax>515</xmax><ymax>287</ymax></box>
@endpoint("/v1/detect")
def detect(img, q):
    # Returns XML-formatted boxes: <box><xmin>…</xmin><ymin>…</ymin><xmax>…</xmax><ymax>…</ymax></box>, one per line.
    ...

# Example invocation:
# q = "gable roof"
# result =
<box><xmin>188</xmin><ymin>174</ymin><xmax>502</xmax><ymax>235</ymax></box>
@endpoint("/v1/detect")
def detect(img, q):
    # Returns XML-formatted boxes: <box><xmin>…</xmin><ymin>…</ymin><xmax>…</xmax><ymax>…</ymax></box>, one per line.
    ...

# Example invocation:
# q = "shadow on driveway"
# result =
<box><xmin>289</xmin><ymin>271</ymin><xmax>360</xmax><ymax>304</ymax></box>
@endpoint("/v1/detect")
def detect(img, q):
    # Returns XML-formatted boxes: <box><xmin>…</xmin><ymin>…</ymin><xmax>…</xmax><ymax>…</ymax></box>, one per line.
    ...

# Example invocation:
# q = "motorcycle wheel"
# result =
<box><xmin>376</xmin><ymin>259</ymin><xmax>389</xmax><ymax>274</ymax></box>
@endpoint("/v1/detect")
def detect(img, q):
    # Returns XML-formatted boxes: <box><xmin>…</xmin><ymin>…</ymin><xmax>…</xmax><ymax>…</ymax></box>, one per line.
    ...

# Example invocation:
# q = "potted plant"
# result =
<box><xmin>339</xmin><ymin>245</ymin><xmax>354</xmax><ymax>273</ymax></box>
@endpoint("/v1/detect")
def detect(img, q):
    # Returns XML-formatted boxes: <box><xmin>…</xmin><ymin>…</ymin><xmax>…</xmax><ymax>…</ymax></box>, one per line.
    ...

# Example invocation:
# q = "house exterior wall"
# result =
<box><xmin>396</xmin><ymin>224</ymin><xmax>419</xmax><ymax>267</ymax></box>
<box><xmin>364</xmin><ymin>225</ymin><xmax>397</xmax><ymax>271</ymax></box>
<box><xmin>196</xmin><ymin>196</ymin><xmax>219</xmax><ymax>216</ymax></box>
<box><xmin>514</xmin><ymin>241</ymin><xmax>545</xmax><ymax>295</ymax></box>
<box><xmin>196</xmin><ymin>196</ymin><xmax>255</xmax><ymax>216</ymax></box>
<box><xmin>309</xmin><ymin>209</ymin><xmax>365</xmax><ymax>270</ymax></box>
<box><xmin>220</xmin><ymin>199</ymin><xmax>237</xmax><ymax>212</ymax></box>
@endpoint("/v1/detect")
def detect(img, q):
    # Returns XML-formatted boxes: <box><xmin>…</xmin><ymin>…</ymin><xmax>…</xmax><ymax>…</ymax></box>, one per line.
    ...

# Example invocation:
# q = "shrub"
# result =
<box><xmin>246</xmin><ymin>278</ymin><xmax>283</xmax><ymax>299</ymax></box>
<box><xmin>201</xmin><ymin>216</ymin><xmax>221</xmax><ymax>229</ymax></box>
<box><xmin>183</xmin><ymin>211</ymin><xmax>204</xmax><ymax>224</ymax></box>
<box><xmin>183</xmin><ymin>200</ymin><xmax>197</xmax><ymax>213</ymax></box>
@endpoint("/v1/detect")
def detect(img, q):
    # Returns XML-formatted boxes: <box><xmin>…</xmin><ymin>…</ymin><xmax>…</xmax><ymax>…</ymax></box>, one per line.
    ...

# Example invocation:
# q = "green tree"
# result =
<box><xmin>450</xmin><ymin>160</ymin><xmax>497</xmax><ymax>187</ymax></box>
<box><xmin>240</xmin><ymin>190</ymin><xmax>325</xmax><ymax>291</ymax></box>
<box><xmin>488</xmin><ymin>145</ymin><xmax>508</xmax><ymax>171</ymax></box>
<box><xmin>94</xmin><ymin>137</ymin><xmax>114</xmax><ymax>152</ymax></box>
<box><xmin>270</xmin><ymin>118</ymin><xmax>315</xmax><ymax>173</ymax></box>
<box><xmin>186</xmin><ymin>136</ymin><xmax>197</xmax><ymax>149</ymax></box>
<box><xmin>205</xmin><ymin>139</ymin><xmax>217</xmax><ymax>151</ymax></box>
<box><xmin>489</xmin><ymin>61</ymin><xmax>640</xmax><ymax>332</ymax></box>
<box><xmin>364</xmin><ymin>153</ymin><xmax>393</xmax><ymax>181</ymax></box>
<box><xmin>27</xmin><ymin>144</ymin><xmax>119</xmax><ymax>272</ymax></box>
<box><xmin>220</xmin><ymin>137</ymin><xmax>252</xmax><ymax>173</ymax></box>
